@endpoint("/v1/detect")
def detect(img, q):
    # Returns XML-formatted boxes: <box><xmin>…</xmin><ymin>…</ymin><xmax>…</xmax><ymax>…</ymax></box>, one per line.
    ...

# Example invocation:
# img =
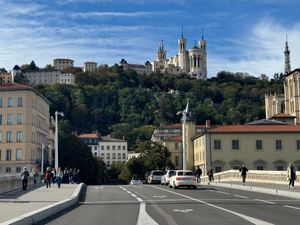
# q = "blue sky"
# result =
<box><xmin>0</xmin><ymin>0</ymin><xmax>299</xmax><ymax>77</ymax></box>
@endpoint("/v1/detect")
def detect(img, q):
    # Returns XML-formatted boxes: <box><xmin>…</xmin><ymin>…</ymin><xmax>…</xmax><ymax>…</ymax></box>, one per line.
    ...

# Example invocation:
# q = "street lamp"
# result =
<box><xmin>55</xmin><ymin>111</ymin><xmax>64</xmax><ymax>169</ymax></box>
<box><xmin>41</xmin><ymin>143</ymin><xmax>45</xmax><ymax>174</ymax></box>
<box><xmin>177</xmin><ymin>110</ymin><xmax>187</xmax><ymax>170</ymax></box>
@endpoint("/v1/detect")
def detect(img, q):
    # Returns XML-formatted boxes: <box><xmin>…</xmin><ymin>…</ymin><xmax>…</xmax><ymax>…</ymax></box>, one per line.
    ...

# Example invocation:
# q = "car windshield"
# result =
<box><xmin>153</xmin><ymin>171</ymin><xmax>163</xmax><ymax>175</ymax></box>
<box><xmin>177</xmin><ymin>171</ymin><xmax>194</xmax><ymax>176</ymax></box>
<box><xmin>169</xmin><ymin>170</ymin><xmax>175</xmax><ymax>175</ymax></box>
<box><xmin>132</xmin><ymin>177</ymin><xmax>140</xmax><ymax>180</ymax></box>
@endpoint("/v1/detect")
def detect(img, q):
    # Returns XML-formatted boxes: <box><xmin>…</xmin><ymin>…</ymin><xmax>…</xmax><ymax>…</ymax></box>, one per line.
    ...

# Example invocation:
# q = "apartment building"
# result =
<box><xmin>53</xmin><ymin>58</ymin><xmax>74</xmax><ymax>71</ymax></box>
<box><xmin>78</xmin><ymin>134</ymin><xmax>128</xmax><ymax>168</ymax></box>
<box><xmin>0</xmin><ymin>83</ymin><xmax>50</xmax><ymax>175</ymax></box>
<box><xmin>0</xmin><ymin>72</ymin><xmax>12</xmax><ymax>84</ymax></box>
<box><xmin>84</xmin><ymin>62</ymin><xmax>97</xmax><ymax>73</ymax></box>
<box><xmin>24</xmin><ymin>70</ymin><xmax>75</xmax><ymax>85</ymax></box>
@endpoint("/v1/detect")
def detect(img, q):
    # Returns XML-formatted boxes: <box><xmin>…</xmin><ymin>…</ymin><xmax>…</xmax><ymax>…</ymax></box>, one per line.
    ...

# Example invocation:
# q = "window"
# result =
<box><xmin>277</xmin><ymin>166</ymin><xmax>284</xmax><ymax>171</ymax></box>
<box><xmin>16</xmin><ymin>131</ymin><xmax>23</xmax><ymax>142</ymax></box>
<box><xmin>118</xmin><ymin>153</ymin><xmax>121</xmax><ymax>159</ymax></box>
<box><xmin>215</xmin><ymin>166</ymin><xmax>222</xmax><ymax>173</ymax></box>
<box><xmin>17</xmin><ymin>114</ymin><xmax>24</xmax><ymax>124</ymax></box>
<box><xmin>6</xmin><ymin>131</ymin><xmax>13</xmax><ymax>142</ymax></box>
<box><xmin>94</xmin><ymin>152</ymin><xmax>97</xmax><ymax>157</ymax></box>
<box><xmin>214</xmin><ymin>140</ymin><xmax>221</xmax><ymax>150</ymax></box>
<box><xmin>0</xmin><ymin>98</ymin><xmax>2</xmax><ymax>107</ymax></box>
<box><xmin>232</xmin><ymin>166</ymin><xmax>240</xmax><ymax>170</ymax></box>
<box><xmin>16</xmin><ymin>149</ymin><xmax>22</xmax><ymax>160</ymax></box>
<box><xmin>7</xmin><ymin>114</ymin><xmax>13</xmax><ymax>125</ymax></box>
<box><xmin>5</xmin><ymin>167</ymin><xmax>11</xmax><ymax>173</ymax></box>
<box><xmin>107</xmin><ymin>146</ymin><xmax>110</xmax><ymax>150</ymax></box>
<box><xmin>8</xmin><ymin>97</ymin><xmax>13</xmax><ymax>107</ymax></box>
<box><xmin>257</xmin><ymin>166</ymin><xmax>264</xmax><ymax>170</ymax></box>
<box><xmin>122</xmin><ymin>153</ymin><xmax>126</xmax><ymax>160</ymax></box>
<box><xmin>106</xmin><ymin>153</ymin><xmax>110</xmax><ymax>159</ymax></box>
<box><xmin>112</xmin><ymin>146</ymin><xmax>116</xmax><ymax>150</ymax></box>
<box><xmin>0</xmin><ymin>114</ymin><xmax>2</xmax><ymax>124</ymax></box>
<box><xmin>112</xmin><ymin>153</ymin><xmax>116</xmax><ymax>159</ymax></box>
<box><xmin>118</xmin><ymin>146</ymin><xmax>121</xmax><ymax>150</ymax></box>
<box><xmin>275</xmin><ymin>140</ymin><xmax>282</xmax><ymax>150</ymax></box>
<box><xmin>6</xmin><ymin>149</ymin><xmax>11</xmax><ymax>160</ymax></box>
<box><xmin>256</xmin><ymin>140</ymin><xmax>262</xmax><ymax>150</ymax></box>
<box><xmin>16</xmin><ymin>167</ymin><xmax>21</xmax><ymax>173</ymax></box>
<box><xmin>101</xmin><ymin>146</ymin><xmax>104</xmax><ymax>150</ymax></box>
<box><xmin>232</xmin><ymin>140</ymin><xmax>239</xmax><ymax>150</ymax></box>
<box><xmin>175</xmin><ymin>142</ymin><xmax>180</xmax><ymax>150</ymax></box>
<box><xmin>17</xmin><ymin>97</ymin><xmax>23</xmax><ymax>107</ymax></box>
<box><xmin>101</xmin><ymin>153</ymin><xmax>104</xmax><ymax>158</ymax></box>
<box><xmin>0</xmin><ymin>149</ymin><xmax>1</xmax><ymax>160</ymax></box>
<box><xmin>297</xmin><ymin>140</ymin><xmax>300</xmax><ymax>150</ymax></box>
<box><xmin>122</xmin><ymin>146</ymin><xmax>126</xmax><ymax>150</ymax></box>
<box><xmin>0</xmin><ymin>131</ymin><xmax>2</xmax><ymax>143</ymax></box>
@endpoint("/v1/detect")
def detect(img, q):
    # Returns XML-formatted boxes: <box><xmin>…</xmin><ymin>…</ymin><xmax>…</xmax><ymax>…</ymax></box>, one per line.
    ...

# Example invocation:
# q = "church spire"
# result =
<box><xmin>284</xmin><ymin>35</ymin><xmax>291</xmax><ymax>75</ymax></box>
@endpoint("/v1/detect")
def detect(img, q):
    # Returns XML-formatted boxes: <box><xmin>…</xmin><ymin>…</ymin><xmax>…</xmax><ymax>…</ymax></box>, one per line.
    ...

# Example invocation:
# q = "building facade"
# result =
<box><xmin>0</xmin><ymin>83</ymin><xmax>50</xmax><ymax>175</ymax></box>
<box><xmin>152</xmin><ymin>33</ymin><xmax>207</xmax><ymax>79</ymax></box>
<box><xmin>0</xmin><ymin>72</ymin><xmax>12</xmax><ymax>84</ymax></box>
<box><xmin>78</xmin><ymin>134</ymin><xmax>128</xmax><ymax>168</ymax></box>
<box><xmin>193</xmin><ymin>123</ymin><xmax>300</xmax><ymax>174</ymax></box>
<box><xmin>53</xmin><ymin>58</ymin><xmax>74</xmax><ymax>71</ymax></box>
<box><xmin>24</xmin><ymin>70</ymin><xmax>75</xmax><ymax>85</ymax></box>
<box><xmin>84</xmin><ymin>62</ymin><xmax>98</xmax><ymax>73</ymax></box>
<box><xmin>119</xmin><ymin>59</ymin><xmax>152</xmax><ymax>75</ymax></box>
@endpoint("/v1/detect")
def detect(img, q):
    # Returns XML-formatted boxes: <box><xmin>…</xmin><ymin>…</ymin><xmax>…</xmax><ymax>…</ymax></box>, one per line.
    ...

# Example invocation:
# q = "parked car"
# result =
<box><xmin>147</xmin><ymin>170</ymin><xmax>164</xmax><ymax>184</ymax></box>
<box><xmin>130</xmin><ymin>176</ymin><xmax>143</xmax><ymax>185</ymax></box>
<box><xmin>169</xmin><ymin>170</ymin><xmax>197</xmax><ymax>189</ymax></box>
<box><xmin>161</xmin><ymin>170</ymin><xmax>176</xmax><ymax>185</ymax></box>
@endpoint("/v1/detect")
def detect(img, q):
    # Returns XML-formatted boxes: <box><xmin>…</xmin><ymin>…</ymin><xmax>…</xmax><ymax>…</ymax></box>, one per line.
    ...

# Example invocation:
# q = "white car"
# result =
<box><xmin>130</xmin><ymin>177</ymin><xmax>143</xmax><ymax>185</ymax></box>
<box><xmin>169</xmin><ymin>170</ymin><xmax>197</xmax><ymax>189</ymax></box>
<box><xmin>147</xmin><ymin>170</ymin><xmax>164</xmax><ymax>184</ymax></box>
<box><xmin>161</xmin><ymin>170</ymin><xmax>176</xmax><ymax>185</ymax></box>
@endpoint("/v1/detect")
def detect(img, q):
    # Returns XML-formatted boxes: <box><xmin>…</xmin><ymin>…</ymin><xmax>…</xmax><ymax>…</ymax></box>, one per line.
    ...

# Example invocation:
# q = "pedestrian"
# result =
<box><xmin>56</xmin><ymin>167</ymin><xmax>63</xmax><ymax>188</ymax></box>
<box><xmin>21</xmin><ymin>167</ymin><xmax>30</xmax><ymax>191</ymax></box>
<box><xmin>44</xmin><ymin>167</ymin><xmax>52</xmax><ymax>188</ymax></box>
<box><xmin>239</xmin><ymin>164</ymin><xmax>249</xmax><ymax>186</ymax></box>
<box><xmin>195</xmin><ymin>166</ymin><xmax>202</xmax><ymax>183</ymax></box>
<box><xmin>51</xmin><ymin>168</ymin><xmax>56</xmax><ymax>184</ymax></box>
<box><xmin>287</xmin><ymin>162</ymin><xmax>296</xmax><ymax>189</ymax></box>
<box><xmin>207</xmin><ymin>167</ymin><xmax>214</xmax><ymax>186</ymax></box>
<box><xmin>32</xmin><ymin>167</ymin><xmax>39</xmax><ymax>184</ymax></box>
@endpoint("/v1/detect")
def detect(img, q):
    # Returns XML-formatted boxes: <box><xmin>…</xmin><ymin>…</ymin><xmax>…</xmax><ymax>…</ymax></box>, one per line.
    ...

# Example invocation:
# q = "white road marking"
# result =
<box><xmin>127</xmin><ymin>191</ymin><xmax>132</xmax><ymax>194</ymax></box>
<box><xmin>153</xmin><ymin>195</ymin><xmax>167</xmax><ymax>198</ymax></box>
<box><xmin>217</xmin><ymin>191</ymin><xmax>230</xmax><ymax>195</ymax></box>
<box><xmin>254</xmin><ymin>199</ymin><xmax>275</xmax><ymax>205</ymax></box>
<box><xmin>234</xmin><ymin>195</ymin><xmax>248</xmax><ymax>199</ymax></box>
<box><xmin>152</xmin><ymin>186</ymin><xmax>275</xmax><ymax>225</ymax></box>
<box><xmin>131</xmin><ymin>194</ymin><xmax>137</xmax><ymax>198</ymax></box>
<box><xmin>284</xmin><ymin>205</ymin><xmax>300</xmax><ymax>210</ymax></box>
<box><xmin>173</xmin><ymin>209</ymin><xmax>194</xmax><ymax>213</ymax></box>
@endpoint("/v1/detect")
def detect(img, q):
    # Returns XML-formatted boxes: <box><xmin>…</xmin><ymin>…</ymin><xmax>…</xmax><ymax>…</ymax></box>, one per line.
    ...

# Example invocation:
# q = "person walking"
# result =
<box><xmin>44</xmin><ymin>167</ymin><xmax>52</xmax><ymax>188</ymax></box>
<box><xmin>287</xmin><ymin>162</ymin><xmax>296</xmax><ymax>189</ymax></box>
<box><xmin>21</xmin><ymin>167</ymin><xmax>30</xmax><ymax>191</ymax></box>
<box><xmin>195</xmin><ymin>166</ymin><xmax>202</xmax><ymax>184</ymax></box>
<box><xmin>32</xmin><ymin>167</ymin><xmax>39</xmax><ymax>184</ymax></box>
<box><xmin>56</xmin><ymin>167</ymin><xmax>63</xmax><ymax>188</ymax></box>
<box><xmin>207</xmin><ymin>167</ymin><xmax>214</xmax><ymax>186</ymax></box>
<box><xmin>239</xmin><ymin>164</ymin><xmax>249</xmax><ymax>186</ymax></box>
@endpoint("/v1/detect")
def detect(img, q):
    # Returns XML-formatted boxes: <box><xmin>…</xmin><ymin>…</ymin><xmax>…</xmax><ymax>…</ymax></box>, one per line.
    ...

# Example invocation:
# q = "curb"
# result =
<box><xmin>2</xmin><ymin>183</ymin><xmax>86</xmax><ymax>225</ymax></box>
<box><xmin>207</xmin><ymin>182</ymin><xmax>300</xmax><ymax>200</ymax></box>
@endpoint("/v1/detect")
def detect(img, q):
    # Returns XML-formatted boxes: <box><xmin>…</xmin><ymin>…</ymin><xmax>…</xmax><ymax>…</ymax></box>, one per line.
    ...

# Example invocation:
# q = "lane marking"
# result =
<box><xmin>153</xmin><ymin>195</ymin><xmax>167</xmax><ymax>198</ymax></box>
<box><xmin>284</xmin><ymin>205</ymin><xmax>300</xmax><ymax>210</ymax></box>
<box><xmin>131</xmin><ymin>194</ymin><xmax>137</xmax><ymax>198</ymax></box>
<box><xmin>254</xmin><ymin>199</ymin><xmax>275</xmax><ymax>205</ymax></box>
<box><xmin>152</xmin><ymin>186</ymin><xmax>274</xmax><ymax>225</ymax></box>
<box><xmin>234</xmin><ymin>195</ymin><xmax>248</xmax><ymax>199</ymax></box>
<box><xmin>217</xmin><ymin>191</ymin><xmax>230</xmax><ymax>195</ymax></box>
<box><xmin>173</xmin><ymin>209</ymin><xmax>194</xmax><ymax>213</ymax></box>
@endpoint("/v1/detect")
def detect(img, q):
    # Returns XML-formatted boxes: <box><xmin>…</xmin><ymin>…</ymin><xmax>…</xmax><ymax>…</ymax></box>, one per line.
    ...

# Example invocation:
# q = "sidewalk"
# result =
<box><xmin>208</xmin><ymin>181</ymin><xmax>300</xmax><ymax>199</ymax></box>
<box><xmin>0</xmin><ymin>183</ymin><xmax>84</xmax><ymax>225</ymax></box>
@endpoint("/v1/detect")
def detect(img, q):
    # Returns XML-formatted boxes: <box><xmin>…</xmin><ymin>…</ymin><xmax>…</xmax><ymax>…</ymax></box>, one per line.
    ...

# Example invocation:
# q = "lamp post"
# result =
<box><xmin>177</xmin><ymin>110</ymin><xmax>187</xmax><ymax>170</ymax></box>
<box><xmin>55</xmin><ymin>111</ymin><xmax>64</xmax><ymax>169</ymax></box>
<box><xmin>41</xmin><ymin>143</ymin><xmax>45</xmax><ymax>174</ymax></box>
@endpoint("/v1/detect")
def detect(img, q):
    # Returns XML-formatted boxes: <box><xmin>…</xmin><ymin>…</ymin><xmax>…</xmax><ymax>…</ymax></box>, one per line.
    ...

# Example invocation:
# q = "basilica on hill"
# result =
<box><xmin>265</xmin><ymin>38</ymin><xmax>300</xmax><ymax>124</ymax></box>
<box><xmin>152</xmin><ymin>30</ymin><xmax>207</xmax><ymax>79</ymax></box>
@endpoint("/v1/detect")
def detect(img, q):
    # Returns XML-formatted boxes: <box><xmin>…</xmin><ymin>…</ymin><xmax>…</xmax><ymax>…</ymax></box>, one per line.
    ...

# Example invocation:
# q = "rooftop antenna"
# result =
<box><xmin>181</xmin><ymin>26</ymin><xmax>183</xmax><ymax>38</ymax></box>
<box><xmin>201</xmin><ymin>28</ymin><xmax>204</xmax><ymax>40</ymax></box>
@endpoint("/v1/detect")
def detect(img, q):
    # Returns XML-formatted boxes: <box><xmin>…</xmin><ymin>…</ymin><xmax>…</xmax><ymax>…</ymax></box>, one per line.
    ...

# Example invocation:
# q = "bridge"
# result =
<box><xmin>1</xmin><ymin>170</ymin><xmax>299</xmax><ymax>225</ymax></box>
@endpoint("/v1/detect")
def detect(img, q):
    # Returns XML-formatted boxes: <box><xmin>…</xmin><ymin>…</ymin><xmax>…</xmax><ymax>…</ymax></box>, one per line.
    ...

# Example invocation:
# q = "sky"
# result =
<box><xmin>0</xmin><ymin>0</ymin><xmax>299</xmax><ymax>78</ymax></box>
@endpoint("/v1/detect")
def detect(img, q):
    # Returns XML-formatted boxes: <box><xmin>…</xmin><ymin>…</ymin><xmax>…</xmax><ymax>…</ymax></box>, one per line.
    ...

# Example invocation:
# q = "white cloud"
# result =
<box><xmin>208</xmin><ymin>19</ymin><xmax>300</xmax><ymax>77</ymax></box>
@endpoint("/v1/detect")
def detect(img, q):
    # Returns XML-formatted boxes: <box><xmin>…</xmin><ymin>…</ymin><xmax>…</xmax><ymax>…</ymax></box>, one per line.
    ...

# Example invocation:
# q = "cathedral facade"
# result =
<box><xmin>265</xmin><ymin>38</ymin><xmax>300</xmax><ymax>124</ymax></box>
<box><xmin>152</xmin><ymin>32</ymin><xmax>207</xmax><ymax>79</ymax></box>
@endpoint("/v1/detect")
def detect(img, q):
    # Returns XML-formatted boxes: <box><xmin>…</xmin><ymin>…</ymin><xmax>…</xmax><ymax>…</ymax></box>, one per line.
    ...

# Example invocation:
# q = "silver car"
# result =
<box><xmin>161</xmin><ymin>170</ymin><xmax>175</xmax><ymax>185</ymax></box>
<box><xmin>147</xmin><ymin>170</ymin><xmax>164</xmax><ymax>184</ymax></box>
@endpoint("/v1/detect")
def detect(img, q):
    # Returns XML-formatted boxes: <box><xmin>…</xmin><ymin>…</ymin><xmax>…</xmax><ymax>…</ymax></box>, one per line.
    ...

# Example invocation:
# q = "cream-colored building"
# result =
<box><xmin>53</xmin><ymin>58</ymin><xmax>74</xmax><ymax>71</ymax></box>
<box><xmin>0</xmin><ymin>72</ymin><xmax>12</xmax><ymax>84</ymax></box>
<box><xmin>84</xmin><ymin>62</ymin><xmax>97</xmax><ymax>73</ymax></box>
<box><xmin>119</xmin><ymin>59</ymin><xmax>152</xmax><ymax>75</ymax></box>
<box><xmin>152</xmin><ymin>32</ymin><xmax>207</xmax><ymax>79</ymax></box>
<box><xmin>24</xmin><ymin>70</ymin><xmax>75</xmax><ymax>85</ymax></box>
<box><xmin>0</xmin><ymin>83</ymin><xmax>50</xmax><ymax>175</ymax></box>
<box><xmin>162</xmin><ymin>135</ymin><xmax>182</xmax><ymax>169</ymax></box>
<box><xmin>193</xmin><ymin>123</ymin><xmax>300</xmax><ymax>174</ymax></box>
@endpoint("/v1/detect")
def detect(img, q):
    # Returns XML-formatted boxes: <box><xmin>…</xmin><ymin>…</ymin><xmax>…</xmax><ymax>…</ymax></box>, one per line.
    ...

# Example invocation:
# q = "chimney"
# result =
<box><xmin>205</xmin><ymin>120</ymin><xmax>211</xmax><ymax>127</ymax></box>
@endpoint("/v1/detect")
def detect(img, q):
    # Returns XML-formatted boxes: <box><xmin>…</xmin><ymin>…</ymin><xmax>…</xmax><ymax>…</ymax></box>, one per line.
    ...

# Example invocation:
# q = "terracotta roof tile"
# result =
<box><xmin>208</xmin><ymin>124</ymin><xmax>300</xmax><ymax>133</ymax></box>
<box><xmin>271</xmin><ymin>113</ymin><xmax>296</xmax><ymax>118</ymax></box>
<box><xmin>78</xmin><ymin>133</ymin><xmax>98</xmax><ymax>138</ymax></box>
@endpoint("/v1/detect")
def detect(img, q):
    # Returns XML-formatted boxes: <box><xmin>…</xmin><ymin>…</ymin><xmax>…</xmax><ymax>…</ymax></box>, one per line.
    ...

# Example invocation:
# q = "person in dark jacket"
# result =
<box><xmin>239</xmin><ymin>164</ymin><xmax>249</xmax><ymax>186</ymax></box>
<box><xmin>195</xmin><ymin>166</ymin><xmax>202</xmax><ymax>183</ymax></box>
<box><xmin>21</xmin><ymin>167</ymin><xmax>30</xmax><ymax>191</ymax></box>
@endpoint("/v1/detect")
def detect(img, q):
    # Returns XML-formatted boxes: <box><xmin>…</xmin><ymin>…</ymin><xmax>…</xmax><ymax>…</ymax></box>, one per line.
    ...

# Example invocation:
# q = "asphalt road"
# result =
<box><xmin>37</xmin><ymin>184</ymin><xmax>300</xmax><ymax>225</ymax></box>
